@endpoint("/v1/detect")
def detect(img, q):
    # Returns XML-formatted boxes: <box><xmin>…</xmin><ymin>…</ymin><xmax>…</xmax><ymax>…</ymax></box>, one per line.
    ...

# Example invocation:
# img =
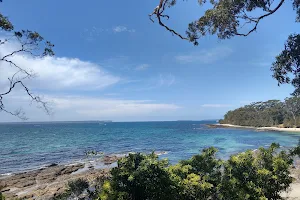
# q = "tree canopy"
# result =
<box><xmin>220</xmin><ymin>97</ymin><xmax>300</xmax><ymax>127</ymax></box>
<box><xmin>151</xmin><ymin>0</ymin><xmax>300</xmax><ymax>95</ymax></box>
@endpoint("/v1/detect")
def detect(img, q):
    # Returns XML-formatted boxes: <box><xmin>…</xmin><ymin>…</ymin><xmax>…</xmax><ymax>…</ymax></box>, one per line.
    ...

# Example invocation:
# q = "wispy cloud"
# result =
<box><xmin>0</xmin><ymin>94</ymin><xmax>180</xmax><ymax>121</ymax></box>
<box><xmin>175</xmin><ymin>46</ymin><xmax>233</xmax><ymax>64</ymax></box>
<box><xmin>135</xmin><ymin>64</ymin><xmax>150</xmax><ymax>71</ymax></box>
<box><xmin>158</xmin><ymin>74</ymin><xmax>175</xmax><ymax>87</ymax></box>
<box><xmin>113</xmin><ymin>26</ymin><xmax>136</xmax><ymax>33</ymax></box>
<box><xmin>104</xmin><ymin>93</ymin><xmax>120</xmax><ymax>96</ymax></box>
<box><xmin>80</xmin><ymin>26</ymin><xmax>136</xmax><ymax>41</ymax></box>
<box><xmin>201</xmin><ymin>104</ymin><xmax>232</xmax><ymax>108</ymax></box>
<box><xmin>125</xmin><ymin>74</ymin><xmax>176</xmax><ymax>92</ymax></box>
<box><xmin>80</xmin><ymin>27</ymin><xmax>105</xmax><ymax>41</ymax></box>
<box><xmin>56</xmin><ymin>96</ymin><xmax>180</xmax><ymax>117</ymax></box>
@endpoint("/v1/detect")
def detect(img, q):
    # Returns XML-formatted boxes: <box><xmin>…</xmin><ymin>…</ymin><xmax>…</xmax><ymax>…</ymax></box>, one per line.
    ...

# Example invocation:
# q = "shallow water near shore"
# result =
<box><xmin>1</xmin><ymin>120</ymin><xmax>300</xmax><ymax>174</ymax></box>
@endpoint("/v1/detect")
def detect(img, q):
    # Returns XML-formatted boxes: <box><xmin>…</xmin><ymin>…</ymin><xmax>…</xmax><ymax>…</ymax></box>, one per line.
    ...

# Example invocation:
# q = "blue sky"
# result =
<box><xmin>0</xmin><ymin>0</ymin><xmax>298</xmax><ymax>122</ymax></box>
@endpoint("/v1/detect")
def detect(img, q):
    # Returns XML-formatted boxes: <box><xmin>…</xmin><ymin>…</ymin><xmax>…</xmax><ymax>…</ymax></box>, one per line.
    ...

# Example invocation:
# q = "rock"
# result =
<box><xmin>0</xmin><ymin>163</ymin><xmax>109</xmax><ymax>200</ymax></box>
<box><xmin>47</xmin><ymin>163</ymin><xmax>58</xmax><ymax>167</ymax></box>
<box><xmin>103</xmin><ymin>155</ymin><xmax>119</xmax><ymax>165</ymax></box>
<box><xmin>206</xmin><ymin>124</ymin><xmax>220</xmax><ymax>128</ymax></box>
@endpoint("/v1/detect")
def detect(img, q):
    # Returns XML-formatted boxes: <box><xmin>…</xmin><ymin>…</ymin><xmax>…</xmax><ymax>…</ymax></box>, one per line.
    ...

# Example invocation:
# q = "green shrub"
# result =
<box><xmin>52</xmin><ymin>178</ymin><xmax>89</xmax><ymax>200</ymax></box>
<box><xmin>0</xmin><ymin>192</ymin><xmax>5</xmax><ymax>200</ymax></box>
<box><xmin>98</xmin><ymin>143</ymin><xmax>300</xmax><ymax>200</ymax></box>
<box><xmin>99</xmin><ymin>153</ymin><xmax>177</xmax><ymax>200</ymax></box>
<box><xmin>220</xmin><ymin>144</ymin><xmax>294</xmax><ymax>200</ymax></box>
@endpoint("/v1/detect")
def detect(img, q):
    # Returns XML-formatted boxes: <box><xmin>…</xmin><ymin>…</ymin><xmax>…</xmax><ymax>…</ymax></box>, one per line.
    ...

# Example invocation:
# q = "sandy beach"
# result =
<box><xmin>210</xmin><ymin>124</ymin><xmax>300</xmax><ymax>133</ymax></box>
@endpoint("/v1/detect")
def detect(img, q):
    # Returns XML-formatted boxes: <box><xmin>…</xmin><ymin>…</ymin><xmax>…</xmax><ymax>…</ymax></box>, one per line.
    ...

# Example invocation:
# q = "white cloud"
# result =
<box><xmin>0</xmin><ymin>94</ymin><xmax>181</xmax><ymax>121</ymax></box>
<box><xmin>113</xmin><ymin>26</ymin><xmax>136</xmax><ymax>33</ymax></box>
<box><xmin>175</xmin><ymin>46</ymin><xmax>233</xmax><ymax>64</ymax></box>
<box><xmin>158</xmin><ymin>74</ymin><xmax>175</xmax><ymax>87</ymax></box>
<box><xmin>135</xmin><ymin>64</ymin><xmax>150</xmax><ymax>71</ymax></box>
<box><xmin>0</xmin><ymin>42</ymin><xmax>120</xmax><ymax>91</ymax></box>
<box><xmin>201</xmin><ymin>104</ymin><xmax>232</xmax><ymax>108</ymax></box>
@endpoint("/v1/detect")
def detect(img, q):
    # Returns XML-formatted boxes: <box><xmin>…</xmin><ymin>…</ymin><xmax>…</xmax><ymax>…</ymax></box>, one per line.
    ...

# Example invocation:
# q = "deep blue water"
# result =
<box><xmin>1</xmin><ymin>120</ymin><xmax>300</xmax><ymax>174</ymax></box>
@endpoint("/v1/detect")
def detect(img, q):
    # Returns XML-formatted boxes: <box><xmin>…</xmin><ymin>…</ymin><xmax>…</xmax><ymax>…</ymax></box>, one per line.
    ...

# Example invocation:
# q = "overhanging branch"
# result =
<box><xmin>236</xmin><ymin>0</ymin><xmax>285</xmax><ymax>36</ymax></box>
<box><xmin>149</xmin><ymin>0</ymin><xmax>188</xmax><ymax>41</ymax></box>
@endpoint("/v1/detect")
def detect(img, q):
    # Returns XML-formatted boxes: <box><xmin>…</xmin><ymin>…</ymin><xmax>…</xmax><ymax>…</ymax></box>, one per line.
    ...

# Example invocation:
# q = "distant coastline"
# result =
<box><xmin>0</xmin><ymin>120</ymin><xmax>113</xmax><ymax>124</ymax></box>
<box><xmin>208</xmin><ymin>123</ymin><xmax>300</xmax><ymax>133</ymax></box>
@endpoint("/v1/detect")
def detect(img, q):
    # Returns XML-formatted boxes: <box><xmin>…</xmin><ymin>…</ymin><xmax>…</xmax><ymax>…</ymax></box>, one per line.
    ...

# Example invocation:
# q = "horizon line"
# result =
<box><xmin>0</xmin><ymin>119</ymin><xmax>220</xmax><ymax>124</ymax></box>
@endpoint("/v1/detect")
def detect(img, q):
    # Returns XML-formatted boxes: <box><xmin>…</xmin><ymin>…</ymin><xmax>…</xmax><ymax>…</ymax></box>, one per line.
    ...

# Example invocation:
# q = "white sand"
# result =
<box><xmin>217</xmin><ymin>124</ymin><xmax>300</xmax><ymax>133</ymax></box>
<box><xmin>281</xmin><ymin>183</ymin><xmax>300</xmax><ymax>199</ymax></box>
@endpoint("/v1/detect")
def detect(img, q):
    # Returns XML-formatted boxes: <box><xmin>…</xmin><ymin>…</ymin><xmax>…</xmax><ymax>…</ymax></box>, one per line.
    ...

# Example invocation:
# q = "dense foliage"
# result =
<box><xmin>271</xmin><ymin>34</ymin><xmax>300</xmax><ymax>96</ymax></box>
<box><xmin>220</xmin><ymin>97</ymin><xmax>300</xmax><ymax>127</ymax></box>
<box><xmin>53</xmin><ymin>143</ymin><xmax>300</xmax><ymax>200</ymax></box>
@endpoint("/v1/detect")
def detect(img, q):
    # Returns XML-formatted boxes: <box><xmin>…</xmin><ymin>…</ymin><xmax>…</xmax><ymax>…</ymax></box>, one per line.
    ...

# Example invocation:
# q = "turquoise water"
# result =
<box><xmin>1</xmin><ymin>120</ymin><xmax>300</xmax><ymax>174</ymax></box>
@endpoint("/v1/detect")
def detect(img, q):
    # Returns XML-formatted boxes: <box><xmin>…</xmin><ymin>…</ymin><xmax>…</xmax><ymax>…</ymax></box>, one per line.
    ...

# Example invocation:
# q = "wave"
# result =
<box><xmin>155</xmin><ymin>151</ymin><xmax>169</xmax><ymax>156</ymax></box>
<box><xmin>0</xmin><ymin>172</ymin><xmax>13</xmax><ymax>176</ymax></box>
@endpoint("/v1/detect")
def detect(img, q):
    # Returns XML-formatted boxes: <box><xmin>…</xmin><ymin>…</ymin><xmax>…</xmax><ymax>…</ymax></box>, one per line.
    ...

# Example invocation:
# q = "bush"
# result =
<box><xmin>52</xmin><ymin>178</ymin><xmax>89</xmax><ymax>200</ymax></box>
<box><xmin>99</xmin><ymin>153</ymin><xmax>177</xmax><ymax>200</ymax></box>
<box><xmin>0</xmin><ymin>192</ymin><xmax>5</xmax><ymax>200</ymax></box>
<box><xmin>98</xmin><ymin>143</ymin><xmax>300</xmax><ymax>200</ymax></box>
<box><xmin>220</xmin><ymin>144</ymin><xmax>294</xmax><ymax>200</ymax></box>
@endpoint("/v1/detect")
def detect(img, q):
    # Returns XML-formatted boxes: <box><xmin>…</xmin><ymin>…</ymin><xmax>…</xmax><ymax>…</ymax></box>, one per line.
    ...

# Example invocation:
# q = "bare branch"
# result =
<box><xmin>235</xmin><ymin>0</ymin><xmax>285</xmax><ymax>37</ymax></box>
<box><xmin>149</xmin><ymin>0</ymin><xmax>188</xmax><ymax>41</ymax></box>
<box><xmin>0</xmin><ymin>78</ymin><xmax>51</xmax><ymax>120</ymax></box>
<box><xmin>1</xmin><ymin>58</ymin><xmax>33</xmax><ymax>77</ymax></box>
<box><xmin>0</xmin><ymin>107</ymin><xmax>28</xmax><ymax>120</ymax></box>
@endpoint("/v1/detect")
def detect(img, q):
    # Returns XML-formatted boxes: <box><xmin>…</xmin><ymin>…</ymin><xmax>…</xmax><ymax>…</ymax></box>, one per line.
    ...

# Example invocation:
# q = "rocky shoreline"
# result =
<box><xmin>1</xmin><ymin>151</ymin><xmax>300</xmax><ymax>199</ymax></box>
<box><xmin>0</xmin><ymin>152</ymin><xmax>170</xmax><ymax>200</ymax></box>
<box><xmin>2</xmin><ymin>156</ymin><xmax>300</xmax><ymax>200</ymax></box>
<box><xmin>0</xmin><ymin>155</ymin><xmax>120</xmax><ymax>200</ymax></box>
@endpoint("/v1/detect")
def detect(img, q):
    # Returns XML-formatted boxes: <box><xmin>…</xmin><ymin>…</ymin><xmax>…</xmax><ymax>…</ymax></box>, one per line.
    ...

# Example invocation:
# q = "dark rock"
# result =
<box><xmin>103</xmin><ymin>155</ymin><xmax>119</xmax><ymax>165</ymax></box>
<box><xmin>48</xmin><ymin>163</ymin><xmax>58</xmax><ymax>167</ymax></box>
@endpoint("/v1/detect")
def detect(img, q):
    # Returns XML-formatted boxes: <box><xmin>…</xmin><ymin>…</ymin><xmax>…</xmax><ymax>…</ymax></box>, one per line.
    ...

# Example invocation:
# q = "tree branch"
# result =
<box><xmin>235</xmin><ymin>0</ymin><xmax>285</xmax><ymax>36</ymax></box>
<box><xmin>0</xmin><ymin>78</ymin><xmax>51</xmax><ymax>120</ymax></box>
<box><xmin>149</xmin><ymin>0</ymin><xmax>188</xmax><ymax>41</ymax></box>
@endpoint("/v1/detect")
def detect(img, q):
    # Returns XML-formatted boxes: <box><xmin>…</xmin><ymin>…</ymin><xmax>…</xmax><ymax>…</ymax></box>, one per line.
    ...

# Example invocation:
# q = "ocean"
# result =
<box><xmin>1</xmin><ymin>120</ymin><xmax>300</xmax><ymax>174</ymax></box>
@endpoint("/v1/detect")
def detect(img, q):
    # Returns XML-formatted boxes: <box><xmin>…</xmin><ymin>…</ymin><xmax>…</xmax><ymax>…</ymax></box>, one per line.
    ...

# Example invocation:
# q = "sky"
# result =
<box><xmin>0</xmin><ymin>0</ymin><xmax>298</xmax><ymax>122</ymax></box>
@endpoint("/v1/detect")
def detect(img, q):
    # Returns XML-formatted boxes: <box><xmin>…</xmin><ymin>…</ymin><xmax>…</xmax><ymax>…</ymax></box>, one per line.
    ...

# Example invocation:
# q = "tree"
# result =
<box><xmin>0</xmin><ymin>1</ymin><xmax>54</xmax><ymax>120</ymax></box>
<box><xmin>285</xmin><ymin>96</ymin><xmax>300</xmax><ymax>127</ymax></box>
<box><xmin>272</xmin><ymin>34</ymin><xmax>300</xmax><ymax>96</ymax></box>
<box><xmin>150</xmin><ymin>0</ymin><xmax>300</xmax><ymax>95</ymax></box>
<box><xmin>220</xmin><ymin>99</ymin><xmax>287</xmax><ymax>127</ymax></box>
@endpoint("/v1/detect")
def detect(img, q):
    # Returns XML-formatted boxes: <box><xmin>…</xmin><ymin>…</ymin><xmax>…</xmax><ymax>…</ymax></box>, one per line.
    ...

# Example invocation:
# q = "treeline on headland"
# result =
<box><xmin>219</xmin><ymin>97</ymin><xmax>300</xmax><ymax>127</ymax></box>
